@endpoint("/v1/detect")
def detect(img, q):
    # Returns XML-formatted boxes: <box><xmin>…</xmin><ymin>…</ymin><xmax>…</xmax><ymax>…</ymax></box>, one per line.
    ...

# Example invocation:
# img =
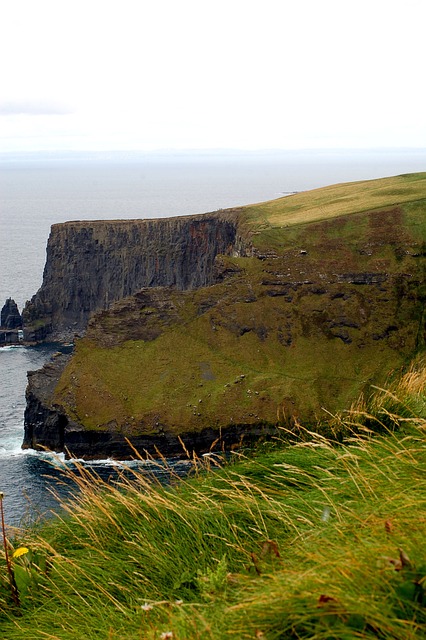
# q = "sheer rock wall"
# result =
<box><xmin>23</xmin><ymin>210</ymin><xmax>244</xmax><ymax>338</ymax></box>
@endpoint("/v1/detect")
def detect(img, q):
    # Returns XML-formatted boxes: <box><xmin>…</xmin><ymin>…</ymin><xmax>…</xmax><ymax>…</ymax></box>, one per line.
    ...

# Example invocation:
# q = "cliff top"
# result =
<box><xmin>50</xmin><ymin>208</ymin><xmax>240</xmax><ymax>230</ymax></box>
<box><xmin>240</xmin><ymin>172</ymin><xmax>426</xmax><ymax>250</ymax></box>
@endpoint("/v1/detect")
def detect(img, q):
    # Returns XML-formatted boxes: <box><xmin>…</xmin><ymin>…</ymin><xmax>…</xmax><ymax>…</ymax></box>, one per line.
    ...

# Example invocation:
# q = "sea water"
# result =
<box><xmin>1</xmin><ymin>148</ymin><xmax>425</xmax><ymax>525</ymax></box>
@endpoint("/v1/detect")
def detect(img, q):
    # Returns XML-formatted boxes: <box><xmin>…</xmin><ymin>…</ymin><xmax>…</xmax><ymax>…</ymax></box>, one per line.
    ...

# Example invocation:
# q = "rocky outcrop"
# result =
<box><xmin>0</xmin><ymin>299</ymin><xmax>24</xmax><ymax>345</ymax></box>
<box><xmin>23</xmin><ymin>211</ymin><xmax>245</xmax><ymax>339</ymax></box>
<box><xmin>0</xmin><ymin>329</ymin><xmax>22</xmax><ymax>346</ymax></box>
<box><xmin>23</xmin><ymin>354</ymin><xmax>72</xmax><ymax>452</ymax></box>
<box><xmin>1</xmin><ymin>298</ymin><xmax>22</xmax><ymax>329</ymax></box>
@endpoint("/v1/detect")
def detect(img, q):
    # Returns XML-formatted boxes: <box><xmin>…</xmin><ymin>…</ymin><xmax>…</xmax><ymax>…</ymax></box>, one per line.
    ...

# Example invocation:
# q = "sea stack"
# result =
<box><xmin>0</xmin><ymin>298</ymin><xmax>22</xmax><ymax>329</ymax></box>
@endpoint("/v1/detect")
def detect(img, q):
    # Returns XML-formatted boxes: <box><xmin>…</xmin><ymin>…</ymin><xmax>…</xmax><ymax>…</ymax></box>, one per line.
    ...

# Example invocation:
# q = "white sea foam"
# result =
<box><xmin>0</xmin><ymin>446</ymin><xmax>31</xmax><ymax>459</ymax></box>
<box><xmin>0</xmin><ymin>345</ymin><xmax>26</xmax><ymax>351</ymax></box>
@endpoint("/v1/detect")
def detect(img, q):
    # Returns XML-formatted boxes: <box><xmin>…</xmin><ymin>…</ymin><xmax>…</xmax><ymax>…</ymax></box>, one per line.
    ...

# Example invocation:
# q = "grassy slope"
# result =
<box><xmin>52</xmin><ymin>174</ymin><xmax>426</xmax><ymax>436</ymax></box>
<box><xmin>1</xmin><ymin>357</ymin><xmax>425</xmax><ymax>639</ymax></box>
<box><xmin>241</xmin><ymin>172</ymin><xmax>426</xmax><ymax>246</ymax></box>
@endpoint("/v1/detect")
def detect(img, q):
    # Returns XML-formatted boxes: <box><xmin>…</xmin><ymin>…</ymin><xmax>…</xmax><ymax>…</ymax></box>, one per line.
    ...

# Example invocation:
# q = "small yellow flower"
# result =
<box><xmin>12</xmin><ymin>547</ymin><xmax>29</xmax><ymax>559</ymax></box>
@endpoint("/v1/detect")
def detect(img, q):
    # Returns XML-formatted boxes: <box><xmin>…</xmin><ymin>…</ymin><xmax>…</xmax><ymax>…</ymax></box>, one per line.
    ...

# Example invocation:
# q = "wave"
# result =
<box><xmin>53</xmin><ymin>454</ymin><xmax>194</xmax><ymax>472</ymax></box>
<box><xmin>0</xmin><ymin>444</ymin><xmax>40</xmax><ymax>459</ymax></box>
<box><xmin>0</xmin><ymin>443</ymin><xmax>194</xmax><ymax>477</ymax></box>
<box><xmin>0</xmin><ymin>345</ymin><xmax>26</xmax><ymax>351</ymax></box>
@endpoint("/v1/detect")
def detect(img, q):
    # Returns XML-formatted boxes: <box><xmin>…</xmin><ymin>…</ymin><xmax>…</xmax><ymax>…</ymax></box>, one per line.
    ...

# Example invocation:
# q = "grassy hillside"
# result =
<box><xmin>50</xmin><ymin>174</ymin><xmax>426</xmax><ymax>442</ymax></box>
<box><xmin>1</xmin><ymin>356</ymin><xmax>425</xmax><ymax>638</ymax></box>
<box><xmin>241</xmin><ymin>172</ymin><xmax>426</xmax><ymax>250</ymax></box>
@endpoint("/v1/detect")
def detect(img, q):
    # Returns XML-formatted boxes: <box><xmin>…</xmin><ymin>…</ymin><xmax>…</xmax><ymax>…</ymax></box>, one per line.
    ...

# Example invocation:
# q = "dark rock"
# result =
<box><xmin>336</xmin><ymin>273</ymin><xmax>388</xmax><ymax>285</ymax></box>
<box><xmin>22</xmin><ymin>354</ymin><xmax>72</xmax><ymax>452</ymax></box>
<box><xmin>0</xmin><ymin>329</ymin><xmax>21</xmax><ymax>346</ymax></box>
<box><xmin>1</xmin><ymin>298</ymin><xmax>22</xmax><ymax>329</ymax></box>
<box><xmin>59</xmin><ymin>422</ymin><xmax>277</xmax><ymax>460</ymax></box>
<box><xmin>329</xmin><ymin>329</ymin><xmax>352</xmax><ymax>344</ymax></box>
<box><xmin>277</xmin><ymin>329</ymin><xmax>292</xmax><ymax>346</ymax></box>
<box><xmin>256</xmin><ymin>326</ymin><xmax>268</xmax><ymax>340</ymax></box>
<box><xmin>372</xmin><ymin>325</ymin><xmax>398</xmax><ymax>341</ymax></box>
<box><xmin>23</xmin><ymin>322</ymin><xmax>53</xmax><ymax>343</ymax></box>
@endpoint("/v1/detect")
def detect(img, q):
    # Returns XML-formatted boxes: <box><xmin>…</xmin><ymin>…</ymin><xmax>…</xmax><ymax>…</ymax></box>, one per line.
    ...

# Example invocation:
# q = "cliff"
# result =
<box><xmin>22</xmin><ymin>173</ymin><xmax>426</xmax><ymax>459</ymax></box>
<box><xmin>23</xmin><ymin>211</ymin><xmax>244</xmax><ymax>339</ymax></box>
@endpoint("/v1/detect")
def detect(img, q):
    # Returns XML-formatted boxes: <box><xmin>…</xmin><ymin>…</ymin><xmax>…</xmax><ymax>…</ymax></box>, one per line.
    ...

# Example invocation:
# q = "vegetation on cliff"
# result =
<box><xmin>1</xmin><ymin>356</ymin><xmax>426</xmax><ymax>638</ymax></box>
<box><xmin>35</xmin><ymin>173</ymin><xmax>426</xmax><ymax>455</ymax></box>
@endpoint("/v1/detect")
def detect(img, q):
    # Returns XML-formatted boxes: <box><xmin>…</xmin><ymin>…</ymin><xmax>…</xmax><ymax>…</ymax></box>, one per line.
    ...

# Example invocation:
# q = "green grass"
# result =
<box><xmin>239</xmin><ymin>174</ymin><xmax>426</xmax><ymax>254</ymax></box>
<box><xmin>242</xmin><ymin>172</ymin><xmax>426</xmax><ymax>229</ymax></box>
<box><xmin>1</xmin><ymin>357</ymin><xmax>425</xmax><ymax>638</ymax></box>
<box><xmin>54</xmin><ymin>301</ymin><xmax>414</xmax><ymax>434</ymax></box>
<box><xmin>54</xmin><ymin>262</ymin><xmax>424</xmax><ymax>435</ymax></box>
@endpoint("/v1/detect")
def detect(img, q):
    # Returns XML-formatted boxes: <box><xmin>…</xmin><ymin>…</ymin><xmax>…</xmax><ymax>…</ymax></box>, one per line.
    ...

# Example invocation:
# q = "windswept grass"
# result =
<box><xmin>1</xmin><ymin>358</ymin><xmax>426</xmax><ymax>639</ymax></box>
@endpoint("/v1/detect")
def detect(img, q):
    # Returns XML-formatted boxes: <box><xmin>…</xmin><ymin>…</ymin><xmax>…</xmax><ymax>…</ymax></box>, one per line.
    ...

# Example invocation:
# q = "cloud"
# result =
<box><xmin>0</xmin><ymin>100</ymin><xmax>74</xmax><ymax>116</ymax></box>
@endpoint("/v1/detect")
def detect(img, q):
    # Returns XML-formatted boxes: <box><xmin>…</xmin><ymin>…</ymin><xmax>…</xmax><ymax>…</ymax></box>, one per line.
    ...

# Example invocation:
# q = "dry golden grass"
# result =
<box><xmin>243</xmin><ymin>172</ymin><xmax>426</xmax><ymax>229</ymax></box>
<box><xmin>1</xmin><ymin>370</ymin><xmax>425</xmax><ymax>639</ymax></box>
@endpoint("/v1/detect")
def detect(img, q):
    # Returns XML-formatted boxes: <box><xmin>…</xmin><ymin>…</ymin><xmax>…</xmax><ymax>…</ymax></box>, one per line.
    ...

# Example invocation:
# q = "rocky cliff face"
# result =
<box><xmin>23</xmin><ymin>210</ymin><xmax>244</xmax><ymax>338</ymax></box>
<box><xmin>24</xmin><ymin>354</ymin><xmax>72</xmax><ymax>452</ymax></box>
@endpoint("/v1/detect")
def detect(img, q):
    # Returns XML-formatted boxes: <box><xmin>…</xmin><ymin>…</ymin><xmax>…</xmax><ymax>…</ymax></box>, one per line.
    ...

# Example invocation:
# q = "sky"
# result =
<box><xmin>1</xmin><ymin>0</ymin><xmax>425</xmax><ymax>153</ymax></box>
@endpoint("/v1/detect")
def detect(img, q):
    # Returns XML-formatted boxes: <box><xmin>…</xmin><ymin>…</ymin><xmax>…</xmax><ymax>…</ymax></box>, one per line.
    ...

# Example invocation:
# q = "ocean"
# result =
<box><xmin>1</xmin><ymin>148</ymin><xmax>425</xmax><ymax>526</ymax></box>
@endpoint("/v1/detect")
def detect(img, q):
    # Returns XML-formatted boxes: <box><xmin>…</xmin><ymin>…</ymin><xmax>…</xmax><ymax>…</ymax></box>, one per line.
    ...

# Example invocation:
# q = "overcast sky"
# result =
<box><xmin>1</xmin><ymin>0</ymin><xmax>425</xmax><ymax>153</ymax></box>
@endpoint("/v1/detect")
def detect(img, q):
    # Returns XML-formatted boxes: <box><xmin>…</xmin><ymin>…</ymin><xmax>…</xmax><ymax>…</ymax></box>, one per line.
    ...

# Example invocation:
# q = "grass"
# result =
<box><xmin>241</xmin><ymin>172</ymin><xmax>426</xmax><ymax>231</ymax></box>
<box><xmin>54</xmin><ymin>267</ymin><xmax>424</xmax><ymax>434</ymax></box>
<box><xmin>239</xmin><ymin>173</ymin><xmax>426</xmax><ymax>255</ymax></box>
<box><xmin>1</xmin><ymin>356</ymin><xmax>425</xmax><ymax>638</ymax></box>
